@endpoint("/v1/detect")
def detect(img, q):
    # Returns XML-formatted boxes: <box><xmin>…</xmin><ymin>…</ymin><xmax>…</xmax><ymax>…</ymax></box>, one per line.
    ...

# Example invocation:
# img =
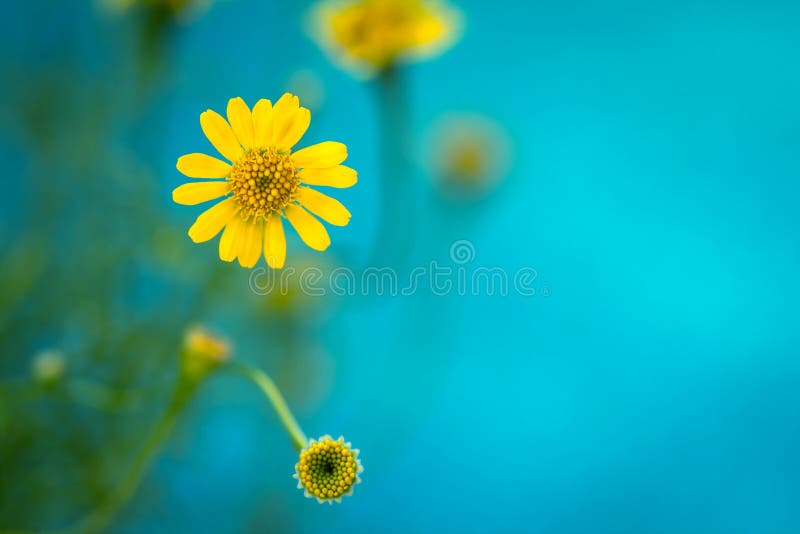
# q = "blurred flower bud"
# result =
<box><xmin>425</xmin><ymin>112</ymin><xmax>513</xmax><ymax>202</ymax></box>
<box><xmin>31</xmin><ymin>350</ymin><xmax>66</xmax><ymax>387</ymax></box>
<box><xmin>180</xmin><ymin>326</ymin><xmax>230</xmax><ymax>379</ymax></box>
<box><xmin>255</xmin><ymin>255</ymin><xmax>332</xmax><ymax>322</ymax></box>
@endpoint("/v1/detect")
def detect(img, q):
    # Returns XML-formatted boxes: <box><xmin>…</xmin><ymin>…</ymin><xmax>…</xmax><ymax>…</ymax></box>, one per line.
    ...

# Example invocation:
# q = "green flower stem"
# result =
<box><xmin>1</xmin><ymin>363</ymin><xmax>304</xmax><ymax>534</ymax></box>
<box><xmin>371</xmin><ymin>63</ymin><xmax>415</xmax><ymax>267</ymax></box>
<box><xmin>223</xmin><ymin>362</ymin><xmax>308</xmax><ymax>452</ymax></box>
<box><xmin>70</xmin><ymin>379</ymin><xmax>198</xmax><ymax>534</ymax></box>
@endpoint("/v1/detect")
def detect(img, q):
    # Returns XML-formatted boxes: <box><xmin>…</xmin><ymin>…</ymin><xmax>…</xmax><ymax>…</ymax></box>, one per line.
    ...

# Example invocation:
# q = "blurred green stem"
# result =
<box><xmin>70</xmin><ymin>379</ymin><xmax>198</xmax><ymax>534</ymax></box>
<box><xmin>2</xmin><ymin>364</ymin><xmax>304</xmax><ymax>533</ymax></box>
<box><xmin>224</xmin><ymin>362</ymin><xmax>308</xmax><ymax>452</ymax></box>
<box><xmin>370</xmin><ymin>63</ymin><xmax>415</xmax><ymax>267</ymax></box>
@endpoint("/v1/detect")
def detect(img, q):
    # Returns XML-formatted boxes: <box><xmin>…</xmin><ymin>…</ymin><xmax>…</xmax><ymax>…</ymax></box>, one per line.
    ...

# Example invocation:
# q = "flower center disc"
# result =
<box><xmin>297</xmin><ymin>439</ymin><xmax>358</xmax><ymax>501</ymax></box>
<box><xmin>230</xmin><ymin>148</ymin><xmax>299</xmax><ymax>221</ymax></box>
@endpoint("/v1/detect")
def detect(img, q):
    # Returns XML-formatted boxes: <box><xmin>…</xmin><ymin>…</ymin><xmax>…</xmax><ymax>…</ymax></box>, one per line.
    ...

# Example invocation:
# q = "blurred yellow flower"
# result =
<box><xmin>309</xmin><ymin>0</ymin><xmax>462</xmax><ymax>77</ymax></box>
<box><xmin>425</xmin><ymin>112</ymin><xmax>512</xmax><ymax>201</ymax></box>
<box><xmin>180</xmin><ymin>325</ymin><xmax>230</xmax><ymax>378</ymax></box>
<box><xmin>174</xmin><ymin>95</ymin><xmax>357</xmax><ymax>269</ymax></box>
<box><xmin>294</xmin><ymin>435</ymin><xmax>363</xmax><ymax>504</ymax></box>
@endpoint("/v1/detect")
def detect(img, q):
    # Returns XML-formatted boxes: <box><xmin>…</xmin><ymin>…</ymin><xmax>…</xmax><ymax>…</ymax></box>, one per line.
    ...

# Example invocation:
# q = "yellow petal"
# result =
<box><xmin>172</xmin><ymin>182</ymin><xmax>230</xmax><ymax>205</ymax></box>
<box><xmin>284</xmin><ymin>205</ymin><xmax>331</xmax><ymax>251</ymax></box>
<box><xmin>200</xmin><ymin>109</ymin><xmax>243</xmax><ymax>162</ymax></box>
<box><xmin>298</xmin><ymin>165</ymin><xmax>358</xmax><ymax>188</ymax></box>
<box><xmin>237</xmin><ymin>220</ymin><xmax>263</xmax><ymax>268</ymax></box>
<box><xmin>187</xmin><ymin>198</ymin><xmax>238</xmax><ymax>243</ymax></box>
<box><xmin>292</xmin><ymin>142</ymin><xmax>347</xmax><ymax>169</ymax></box>
<box><xmin>271</xmin><ymin>93</ymin><xmax>300</xmax><ymax>145</ymax></box>
<box><xmin>275</xmin><ymin>107</ymin><xmax>311</xmax><ymax>151</ymax></box>
<box><xmin>176</xmin><ymin>153</ymin><xmax>232</xmax><ymax>179</ymax></box>
<box><xmin>219</xmin><ymin>216</ymin><xmax>245</xmax><ymax>262</ymax></box>
<box><xmin>227</xmin><ymin>97</ymin><xmax>255</xmax><ymax>150</ymax></box>
<box><xmin>263</xmin><ymin>213</ymin><xmax>286</xmax><ymax>269</ymax></box>
<box><xmin>252</xmin><ymin>99</ymin><xmax>274</xmax><ymax>149</ymax></box>
<box><xmin>296</xmin><ymin>187</ymin><xmax>351</xmax><ymax>226</ymax></box>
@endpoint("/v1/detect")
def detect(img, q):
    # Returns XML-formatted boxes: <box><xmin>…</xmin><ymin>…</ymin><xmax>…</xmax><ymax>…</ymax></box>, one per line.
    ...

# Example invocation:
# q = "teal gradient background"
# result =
<box><xmin>1</xmin><ymin>1</ymin><xmax>799</xmax><ymax>532</ymax></box>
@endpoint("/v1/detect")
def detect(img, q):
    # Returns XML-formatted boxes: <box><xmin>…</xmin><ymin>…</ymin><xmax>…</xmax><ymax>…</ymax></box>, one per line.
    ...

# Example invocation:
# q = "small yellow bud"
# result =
<box><xmin>180</xmin><ymin>326</ymin><xmax>230</xmax><ymax>379</ymax></box>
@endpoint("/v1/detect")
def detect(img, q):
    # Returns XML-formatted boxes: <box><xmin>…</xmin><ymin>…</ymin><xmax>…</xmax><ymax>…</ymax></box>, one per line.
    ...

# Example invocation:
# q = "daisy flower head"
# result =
<box><xmin>294</xmin><ymin>435</ymin><xmax>363</xmax><ymax>504</ymax></box>
<box><xmin>173</xmin><ymin>95</ymin><xmax>357</xmax><ymax>269</ymax></box>
<box><xmin>309</xmin><ymin>0</ymin><xmax>462</xmax><ymax>78</ymax></box>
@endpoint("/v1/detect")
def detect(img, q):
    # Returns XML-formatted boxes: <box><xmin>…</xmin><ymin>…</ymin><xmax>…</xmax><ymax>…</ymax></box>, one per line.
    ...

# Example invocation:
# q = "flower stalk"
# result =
<box><xmin>72</xmin><ymin>378</ymin><xmax>198</xmax><ymax>534</ymax></box>
<box><xmin>223</xmin><ymin>362</ymin><xmax>308</xmax><ymax>452</ymax></box>
<box><xmin>371</xmin><ymin>64</ymin><xmax>415</xmax><ymax>267</ymax></box>
<box><xmin>4</xmin><ymin>337</ymin><xmax>353</xmax><ymax>533</ymax></box>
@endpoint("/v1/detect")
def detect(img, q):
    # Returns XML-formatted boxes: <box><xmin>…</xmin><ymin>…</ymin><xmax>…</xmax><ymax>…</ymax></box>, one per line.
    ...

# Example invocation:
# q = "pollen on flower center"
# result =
<box><xmin>230</xmin><ymin>148</ymin><xmax>299</xmax><ymax>220</ymax></box>
<box><xmin>295</xmin><ymin>437</ymin><xmax>360</xmax><ymax>503</ymax></box>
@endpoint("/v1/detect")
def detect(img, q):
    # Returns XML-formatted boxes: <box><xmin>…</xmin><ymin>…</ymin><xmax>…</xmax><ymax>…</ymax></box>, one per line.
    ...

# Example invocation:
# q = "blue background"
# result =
<box><xmin>2</xmin><ymin>0</ymin><xmax>800</xmax><ymax>532</ymax></box>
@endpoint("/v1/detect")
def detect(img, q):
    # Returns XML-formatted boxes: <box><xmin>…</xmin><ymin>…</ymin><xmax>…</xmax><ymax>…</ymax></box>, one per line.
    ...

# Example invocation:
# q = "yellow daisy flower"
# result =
<box><xmin>173</xmin><ymin>95</ymin><xmax>357</xmax><ymax>269</ymax></box>
<box><xmin>309</xmin><ymin>0</ymin><xmax>462</xmax><ymax>77</ymax></box>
